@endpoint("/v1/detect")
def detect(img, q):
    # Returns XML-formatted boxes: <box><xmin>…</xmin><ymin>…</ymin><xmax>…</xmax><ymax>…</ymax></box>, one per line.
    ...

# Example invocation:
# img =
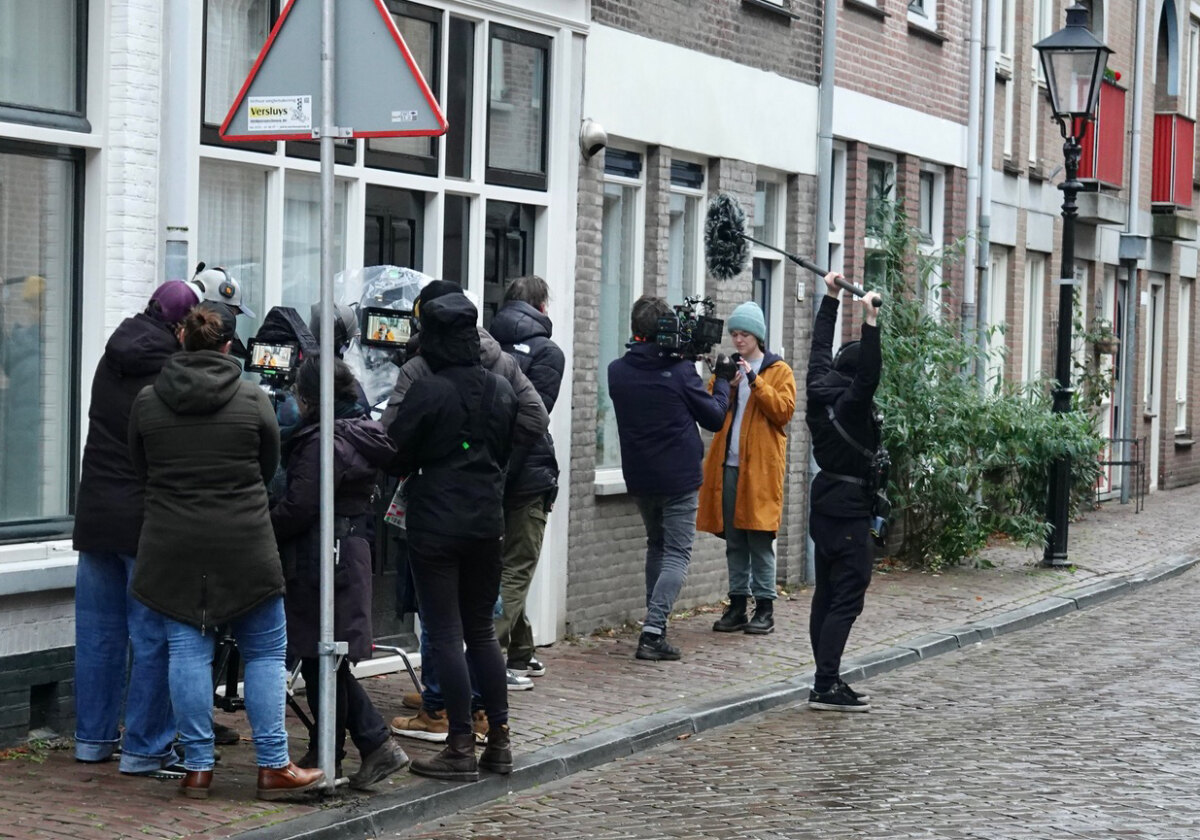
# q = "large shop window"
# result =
<box><xmin>368</xmin><ymin>1</ymin><xmax>442</xmax><ymax>175</ymax></box>
<box><xmin>198</xmin><ymin>160</ymin><xmax>268</xmax><ymax>341</ymax></box>
<box><xmin>486</xmin><ymin>25</ymin><xmax>550</xmax><ymax>190</ymax></box>
<box><xmin>0</xmin><ymin>0</ymin><xmax>88</xmax><ymax>131</ymax></box>
<box><xmin>597</xmin><ymin>150</ymin><xmax>643</xmax><ymax>470</ymax></box>
<box><xmin>202</xmin><ymin>0</ymin><xmax>277</xmax><ymax>151</ymax></box>
<box><xmin>0</xmin><ymin>145</ymin><xmax>81</xmax><ymax>534</ymax></box>
<box><xmin>283</xmin><ymin>173</ymin><xmax>348</xmax><ymax>313</ymax></box>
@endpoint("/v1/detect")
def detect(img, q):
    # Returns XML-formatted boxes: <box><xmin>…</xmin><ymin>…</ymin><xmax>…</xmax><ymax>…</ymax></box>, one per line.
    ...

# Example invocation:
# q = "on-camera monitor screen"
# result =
<box><xmin>248</xmin><ymin>342</ymin><xmax>295</xmax><ymax>372</ymax></box>
<box><xmin>362</xmin><ymin>308</ymin><xmax>412</xmax><ymax>348</ymax></box>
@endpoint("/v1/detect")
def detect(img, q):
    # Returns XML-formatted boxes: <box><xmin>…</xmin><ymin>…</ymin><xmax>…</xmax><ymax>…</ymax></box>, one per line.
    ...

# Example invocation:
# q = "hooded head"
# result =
<box><xmin>146</xmin><ymin>281</ymin><xmax>199</xmax><ymax>327</ymax></box>
<box><xmin>833</xmin><ymin>340</ymin><xmax>861</xmax><ymax>375</ymax></box>
<box><xmin>417</xmin><ymin>292</ymin><xmax>480</xmax><ymax>371</ymax></box>
<box><xmin>414</xmin><ymin>280</ymin><xmax>465</xmax><ymax>321</ymax></box>
<box><xmin>308</xmin><ymin>302</ymin><xmax>360</xmax><ymax>356</ymax></box>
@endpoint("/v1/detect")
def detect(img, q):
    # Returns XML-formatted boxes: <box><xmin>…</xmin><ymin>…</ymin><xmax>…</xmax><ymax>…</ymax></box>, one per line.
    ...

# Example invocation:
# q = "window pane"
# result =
<box><xmin>364</xmin><ymin>186</ymin><xmax>426</xmax><ymax>270</ymax></box>
<box><xmin>487</xmin><ymin>31</ymin><xmax>547</xmax><ymax>177</ymax></box>
<box><xmin>597</xmin><ymin>182</ymin><xmax>638</xmax><ymax>469</ymax></box>
<box><xmin>0</xmin><ymin>152</ymin><xmax>76</xmax><ymax>523</ymax></box>
<box><xmin>0</xmin><ymin>1</ymin><xmax>79</xmax><ymax>113</ymax></box>
<box><xmin>370</xmin><ymin>11</ymin><xmax>439</xmax><ymax>160</ymax></box>
<box><xmin>483</xmin><ymin>200</ymin><xmax>536</xmax><ymax>328</ymax></box>
<box><xmin>918</xmin><ymin>171</ymin><xmax>935</xmax><ymax>239</ymax></box>
<box><xmin>866</xmin><ymin>160</ymin><xmax>893</xmax><ymax>236</ymax></box>
<box><xmin>282</xmin><ymin>173</ymin><xmax>347</xmax><ymax>314</ymax></box>
<box><xmin>443</xmin><ymin>194</ymin><xmax>470</xmax><ymax>286</ymax></box>
<box><xmin>198</xmin><ymin>160</ymin><xmax>268</xmax><ymax>341</ymax></box>
<box><xmin>667</xmin><ymin>192</ymin><xmax>699</xmax><ymax>304</ymax></box>
<box><xmin>753</xmin><ymin>258</ymin><xmax>772</xmax><ymax>349</ymax></box>
<box><xmin>753</xmin><ymin>181</ymin><xmax>779</xmax><ymax>246</ymax></box>
<box><xmin>446</xmin><ymin>16</ymin><xmax>475</xmax><ymax>179</ymax></box>
<box><xmin>204</xmin><ymin>0</ymin><xmax>273</xmax><ymax>126</ymax></box>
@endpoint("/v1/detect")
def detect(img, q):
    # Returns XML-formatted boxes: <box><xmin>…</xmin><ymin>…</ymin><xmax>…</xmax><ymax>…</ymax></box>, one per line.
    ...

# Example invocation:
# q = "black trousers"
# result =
<box><xmin>299</xmin><ymin>657</ymin><xmax>389</xmax><ymax>759</ymax></box>
<box><xmin>407</xmin><ymin>528</ymin><xmax>508</xmax><ymax>737</ymax></box>
<box><xmin>809</xmin><ymin>510</ymin><xmax>874</xmax><ymax>692</ymax></box>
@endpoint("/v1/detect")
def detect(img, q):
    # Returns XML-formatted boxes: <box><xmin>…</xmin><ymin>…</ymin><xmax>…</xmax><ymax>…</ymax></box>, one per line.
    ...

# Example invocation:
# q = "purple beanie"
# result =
<box><xmin>147</xmin><ymin>280</ymin><xmax>201</xmax><ymax>325</ymax></box>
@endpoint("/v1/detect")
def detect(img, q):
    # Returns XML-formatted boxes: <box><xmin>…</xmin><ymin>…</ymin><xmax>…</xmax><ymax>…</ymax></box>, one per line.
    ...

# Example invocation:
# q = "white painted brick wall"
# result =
<box><xmin>0</xmin><ymin>593</ymin><xmax>75</xmax><ymax>656</ymax></box>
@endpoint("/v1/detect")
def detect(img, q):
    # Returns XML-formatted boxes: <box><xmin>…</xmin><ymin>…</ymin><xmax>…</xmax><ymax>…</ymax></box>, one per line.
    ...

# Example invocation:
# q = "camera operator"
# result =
<box><xmin>805</xmin><ymin>271</ymin><xmax>883</xmax><ymax>713</ymax></box>
<box><xmin>607</xmin><ymin>295</ymin><xmax>731</xmax><ymax>662</ymax></box>
<box><xmin>698</xmin><ymin>301</ymin><xmax>797</xmax><ymax>637</ymax></box>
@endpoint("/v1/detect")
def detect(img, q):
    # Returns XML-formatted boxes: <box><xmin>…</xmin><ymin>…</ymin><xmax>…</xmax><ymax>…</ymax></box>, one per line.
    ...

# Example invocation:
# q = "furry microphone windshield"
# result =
<box><xmin>704</xmin><ymin>194</ymin><xmax>751</xmax><ymax>281</ymax></box>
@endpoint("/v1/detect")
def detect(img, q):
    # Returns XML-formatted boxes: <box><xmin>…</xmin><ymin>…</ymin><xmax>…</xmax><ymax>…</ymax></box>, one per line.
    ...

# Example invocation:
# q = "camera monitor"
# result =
<box><xmin>361</xmin><ymin>306</ymin><xmax>413</xmax><ymax>349</ymax></box>
<box><xmin>245</xmin><ymin>339</ymin><xmax>298</xmax><ymax>376</ymax></box>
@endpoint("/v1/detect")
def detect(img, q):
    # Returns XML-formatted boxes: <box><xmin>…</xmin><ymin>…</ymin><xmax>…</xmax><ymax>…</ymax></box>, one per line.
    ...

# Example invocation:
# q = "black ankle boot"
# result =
<box><xmin>712</xmin><ymin>595</ymin><xmax>749</xmax><ymax>632</ymax></box>
<box><xmin>744</xmin><ymin>597</ymin><xmax>775</xmax><ymax>635</ymax></box>
<box><xmin>478</xmin><ymin>723</ymin><xmax>512</xmax><ymax>774</ymax></box>
<box><xmin>409</xmin><ymin>732</ymin><xmax>478</xmax><ymax>782</ymax></box>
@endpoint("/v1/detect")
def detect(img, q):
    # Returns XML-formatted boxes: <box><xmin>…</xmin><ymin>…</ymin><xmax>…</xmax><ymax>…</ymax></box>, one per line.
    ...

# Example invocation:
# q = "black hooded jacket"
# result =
<box><xmin>805</xmin><ymin>295</ymin><xmax>882</xmax><ymax>518</ymax></box>
<box><xmin>388</xmin><ymin>295</ymin><xmax>520</xmax><ymax>539</ymax></box>
<box><xmin>129</xmin><ymin>350</ymin><xmax>283</xmax><ymax>630</ymax></box>
<box><xmin>73</xmin><ymin>313</ymin><xmax>180</xmax><ymax>554</ymax></box>
<box><xmin>488</xmin><ymin>300</ymin><xmax>564</xmax><ymax>506</ymax></box>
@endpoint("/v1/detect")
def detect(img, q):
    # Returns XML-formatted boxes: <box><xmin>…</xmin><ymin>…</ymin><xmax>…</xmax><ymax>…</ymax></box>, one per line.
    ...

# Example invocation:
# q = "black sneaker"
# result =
<box><xmin>635</xmin><ymin>633</ymin><xmax>681</xmax><ymax>661</ymax></box>
<box><xmin>121</xmin><ymin>760</ymin><xmax>188</xmax><ymax>780</ymax></box>
<box><xmin>808</xmin><ymin>684</ymin><xmax>870</xmax><ymax>712</ymax></box>
<box><xmin>507</xmin><ymin>657</ymin><xmax>547</xmax><ymax>677</ymax></box>
<box><xmin>839</xmin><ymin>680</ymin><xmax>870</xmax><ymax>702</ymax></box>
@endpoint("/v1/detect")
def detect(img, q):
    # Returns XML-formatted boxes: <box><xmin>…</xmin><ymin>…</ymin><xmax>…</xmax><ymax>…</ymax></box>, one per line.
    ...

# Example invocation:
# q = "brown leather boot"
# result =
<box><xmin>409</xmin><ymin>731</ymin><xmax>478</xmax><ymax>782</ymax></box>
<box><xmin>179</xmin><ymin>770</ymin><xmax>213</xmax><ymax>799</ymax></box>
<box><xmin>478</xmin><ymin>723</ymin><xmax>511</xmax><ymax>775</ymax></box>
<box><xmin>256</xmin><ymin>762</ymin><xmax>325</xmax><ymax>800</ymax></box>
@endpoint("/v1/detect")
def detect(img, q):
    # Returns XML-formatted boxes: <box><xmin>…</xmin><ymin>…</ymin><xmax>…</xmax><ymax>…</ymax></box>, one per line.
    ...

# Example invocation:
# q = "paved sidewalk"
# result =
<box><xmin>1</xmin><ymin>485</ymin><xmax>1198</xmax><ymax>840</ymax></box>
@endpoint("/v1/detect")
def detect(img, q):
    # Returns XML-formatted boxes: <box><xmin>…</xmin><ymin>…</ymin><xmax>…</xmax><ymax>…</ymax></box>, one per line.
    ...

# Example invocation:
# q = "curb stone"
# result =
<box><xmin>234</xmin><ymin>554</ymin><xmax>1199</xmax><ymax>840</ymax></box>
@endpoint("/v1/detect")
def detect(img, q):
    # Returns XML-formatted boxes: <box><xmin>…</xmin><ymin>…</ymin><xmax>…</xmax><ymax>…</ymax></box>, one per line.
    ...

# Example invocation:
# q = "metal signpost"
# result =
<box><xmin>220</xmin><ymin>0</ymin><xmax>446</xmax><ymax>789</ymax></box>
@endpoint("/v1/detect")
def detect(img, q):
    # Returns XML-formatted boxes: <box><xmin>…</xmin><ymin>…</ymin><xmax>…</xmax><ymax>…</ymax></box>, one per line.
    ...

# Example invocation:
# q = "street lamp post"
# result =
<box><xmin>1034</xmin><ymin>5</ymin><xmax>1112</xmax><ymax>567</ymax></box>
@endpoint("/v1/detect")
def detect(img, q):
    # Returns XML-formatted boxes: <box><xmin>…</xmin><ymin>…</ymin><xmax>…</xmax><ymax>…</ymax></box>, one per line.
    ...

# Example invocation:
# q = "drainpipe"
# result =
<box><xmin>807</xmin><ymin>0</ymin><xmax>838</xmax><ymax>584</ymax></box>
<box><xmin>976</xmin><ymin>0</ymin><xmax>1000</xmax><ymax>388</ymax></box>
<box><xmin>963</xmin><ymin>0</ymin><xmax>983</xmax><ymax>374</ymax></box>
<box><xmin>1118</xmin><ymin>0</ymin><xmax>1149</xmax><ymax>503</ymax></box>
<box><xmin>161</xmin><ymin>0</ymin><xmax>192</xmax><ymax>281</ymax></box>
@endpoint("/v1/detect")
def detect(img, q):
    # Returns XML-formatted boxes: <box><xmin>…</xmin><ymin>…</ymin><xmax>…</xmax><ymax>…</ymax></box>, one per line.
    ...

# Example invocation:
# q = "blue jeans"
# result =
<box><xmin>633</xmin><ymin>490</ymin><xmax>700</xmax><ymax>635</ymax></box>
<box><xmin>722</xmin><ymin>466</ymin><xmax>777</xmax><ymax>600</ymax></box>
<box><xmin>163</xmin><ymin>597</ymin><xmax>289</xmax><ymax>771</ymax></box>
<box><xmin>73</xmin><ymin>552</ymin><xmax>176</xmax><ymax>772</ymax></box>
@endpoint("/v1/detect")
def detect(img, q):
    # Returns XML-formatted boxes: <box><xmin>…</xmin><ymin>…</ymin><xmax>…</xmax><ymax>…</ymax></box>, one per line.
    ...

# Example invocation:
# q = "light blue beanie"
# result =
<box><xmin>727</xmin><ymin>301</ymin><xmax>767</xmax><ymax>345</ymax></box>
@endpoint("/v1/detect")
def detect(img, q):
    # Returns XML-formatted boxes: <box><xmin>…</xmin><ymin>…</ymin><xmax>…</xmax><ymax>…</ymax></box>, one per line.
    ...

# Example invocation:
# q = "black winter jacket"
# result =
<box><xmin>73</xmin><ymin>314</ymin><xmax>179</xmax><ymax>554</ymax></box>
<box><xmin>805</xmin><ymin>295</ymin><xmax>882</xmax><ymax>518</ymax></box>
<box><xmin>129</xmin><ymin>350</ymin><xmax>284</xmax><ymax>630</ymax></box>
<box><xmin>272</xmin><ymin>412</ymin><xmax>395</xmax><ymax>661</ymax></box>
<box><xmin>488</xmin><ymin>300</ymin><xmax>563</xmax><ymax>507</ymax></box>
<box><xmin>607</xmin><ymin>341</ymin><xmax>729</xmax><ymax>496</ymax></box>
<box><xmin>388</xmin><ymin>295</ymin><xmax>520</xmax><ymax>539</ymax></box>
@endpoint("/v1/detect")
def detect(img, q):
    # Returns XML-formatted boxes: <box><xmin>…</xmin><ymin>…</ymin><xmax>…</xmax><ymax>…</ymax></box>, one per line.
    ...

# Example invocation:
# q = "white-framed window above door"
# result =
<box><xmin>666</xmin><ymin>159</ymin><xmax>705</xmax><ymax>306</ymax></box>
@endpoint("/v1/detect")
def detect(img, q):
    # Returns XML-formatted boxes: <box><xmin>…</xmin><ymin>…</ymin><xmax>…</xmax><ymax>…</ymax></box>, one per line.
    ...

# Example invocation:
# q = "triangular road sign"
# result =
<box><xmin>220</xmin><ymin>0</ymin><xmax>448</xmax><ymax>142</ymax></box>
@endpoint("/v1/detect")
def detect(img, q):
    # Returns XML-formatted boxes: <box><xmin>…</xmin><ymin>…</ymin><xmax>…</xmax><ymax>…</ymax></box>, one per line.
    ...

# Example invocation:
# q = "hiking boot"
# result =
<box><xmin>409</xmin><ymin>732</ymin><xmax>478</xmax><ymax>782</ymax></box>
<box><xmin>256</xmin><ymin>762</ymin><xmax>325</xmax><ymax>800</ymax></box>
<box><xmin>744</xmin><ymin>598</ymin><xmax>775</xmax><ymax>635</ymax></box>
<box><xmin>507</xmin><ymin>657</ymin><xmax>546</xmax><ymax>677</ymax></box>
<box><xmin>349</xmin><ymin>740</ymin><xmax>410</xmax><ymax>790</ymax></box>
<box><xmin>389</xmin><ymin>707</ymin><xmax>449</xmax><ymax>742</ymax></box>
<box><xmin>635</xmin><ymin>632</ymin><xmax>681</xmax><ymax>661</ymax></box>
<box><xmin>296</xmin><ymin>746</ymin><xmax>343</xmax><ymax>778</ymax></box>
<box><xmin>507</xmin><ymin>669</ymin><xmax>534</xmax><ymax>691</ymax></box>
<box><xmin>808</xmin><ymin>683</ymin><xmax>871</xmax><ymax>713</ymax></box>
<box><xmin>712</xmin><ymin>595</ymin><xmax>749</xmax><ymax>632</ymax></box>
<box><xmin>401</xmin><ymin>691</ymin><xmax>423</xmax><ymax>711</ymax></box>
<box><xmin>478</xmin><ymin>723</ymin><xmax>512</xmax><ymax>775</ymax></box>
<box><xmin>473</xmin><ymin>709</ymin><xmax>489</xmax><ymax>744</ymax></box>
<box><xmin>179</xmin><ymin>770</ymin><xmax>213</xmax><ymax>799</ymax></box>
<box><xmin>213</xmin><ymin>722</ymin><xmax>241</xmax><ymax>745</ymax></box>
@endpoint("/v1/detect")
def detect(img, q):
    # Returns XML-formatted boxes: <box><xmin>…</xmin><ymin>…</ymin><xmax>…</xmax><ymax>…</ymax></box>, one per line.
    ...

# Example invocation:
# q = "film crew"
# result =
<box><xmin>697</xmin><ymin>301</ymin><xmax>797</xmax><ymax>636</ymax></box>
<box><xmin>189</xmin><ymin>263</ymin><xmax>256</xmax><ymax>318</ymax></box>
<box><xmin>805</xmin><ymin>271</ymin><xmax>883</xmax><ymax>712</ymax></box>
<box><xmin>607</xmin><ymin>295</ymin><xmax>732</xmax><ymax>662</ymax></box>
<box><xmin>270</xmin><ymin>356</ymin><xmax>410</xmax><ymax>789</ymax></box>
<box><xmin>128</xmin><ymin>302</ymin><xmax>323</xmax><ymax>799</ymax></box>
<box><xmin>385</xmin><ymin>281</ymin><xmax>548</xmax><ymax>744</ymax></box>
<box><xmin>487</xmin><ymin>276</ymin><xmax>564</xmax><ymax>679</ymax></box>
<box><xmin>72</xmin><ymin>281</ymin><xmax>197</xmax><ymax>778</ymax></box>
<box><xmin>387</xmin><ymin>291</ymin><xmax>524</xmax><ymax>782</ymax></box>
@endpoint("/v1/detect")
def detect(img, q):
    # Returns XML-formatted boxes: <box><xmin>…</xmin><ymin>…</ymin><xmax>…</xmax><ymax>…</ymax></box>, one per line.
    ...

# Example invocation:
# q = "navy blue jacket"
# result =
<box><xmin>607</xmin><ymin>341</ymin><xmax>729</xmax><ymax>496</ymax></box>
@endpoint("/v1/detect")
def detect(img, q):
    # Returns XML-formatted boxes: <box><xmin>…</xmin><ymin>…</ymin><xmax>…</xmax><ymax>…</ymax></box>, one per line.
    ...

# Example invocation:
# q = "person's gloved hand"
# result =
<box><xmin>712</xmin><ymin>353</ymin><xmax>738</xmax><ymax>382</ymax></box>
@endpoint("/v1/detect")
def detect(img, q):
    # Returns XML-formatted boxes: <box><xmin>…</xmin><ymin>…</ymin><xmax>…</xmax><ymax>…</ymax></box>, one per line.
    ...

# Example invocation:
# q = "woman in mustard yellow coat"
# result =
<box><xmin>697</xmin><ymin>302</ymin><xmax>797</xmax><ymax>635</ymax></box>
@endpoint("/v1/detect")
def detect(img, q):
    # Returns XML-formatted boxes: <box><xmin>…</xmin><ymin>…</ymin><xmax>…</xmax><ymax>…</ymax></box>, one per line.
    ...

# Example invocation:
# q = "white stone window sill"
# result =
<box><xmin>0</xmin><ymin>540</ymin><xmax>77</xmax><ymax>596</ymax></box>
<box><xmin>593</xmin><ymin>468</ymin><xmax>627</xmax><ymax>496</ymax></box>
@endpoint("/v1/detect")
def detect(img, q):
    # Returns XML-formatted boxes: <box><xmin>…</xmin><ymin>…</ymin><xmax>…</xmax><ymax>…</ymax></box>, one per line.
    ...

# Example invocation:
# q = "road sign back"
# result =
<box><xmin>220</xmin><ymin>0</ymin><xmax>448</xmax><ymax>142</ymax></box>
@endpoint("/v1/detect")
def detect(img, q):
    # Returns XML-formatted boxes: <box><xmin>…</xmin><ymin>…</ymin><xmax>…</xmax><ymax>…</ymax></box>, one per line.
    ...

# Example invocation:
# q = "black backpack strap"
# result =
<box><xmin>822</xmin><ymin>471</ymin><xmax>868</xmax><ymax>486</ymax></box>
<box><xmin>468</xmin><ymin>371</ymin><xmax>499</xmax><ymax>444</ymax></box>
<box><xmin>825</xmin><ymin>404</ymin><xmax>874</xmax><ymax>459</ymax></box>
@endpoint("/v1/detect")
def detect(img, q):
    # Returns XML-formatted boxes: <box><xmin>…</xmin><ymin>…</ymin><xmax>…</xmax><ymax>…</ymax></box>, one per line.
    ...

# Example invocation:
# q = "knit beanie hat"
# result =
<box><xmin>727</xmin><ymin>301</ymin><xmax>767</xmax><ymax>345</ymax></box>
<box><xmin>146</xmin><ymin>281</ymin><xmax>200</xmax><ymax>326</ymax></box>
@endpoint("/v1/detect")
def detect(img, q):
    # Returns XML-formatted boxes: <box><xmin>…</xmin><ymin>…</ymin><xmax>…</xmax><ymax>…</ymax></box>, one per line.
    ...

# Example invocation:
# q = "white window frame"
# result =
<box><xmin>1177</xmin><ymin>280</ymin><xmax>1192</xmax><ymax>432</ymax></box>
<box><xmin>863</xmin><ymin>153</ymin><xmax>897</xmax><ymax>299</ymax></box>
<box><xmin>908</xmin><ymin>0</ymin><xmax>938</xmax><ymax>31</ymax></box>
<box><xmin>751</xmin><ymin>173</ymin><xmax>787</xmax><ymax>351</ymax></box>
<box><xmin>666</xmin><ymin>157</ymin><xmax>706</xmax><ymax>306</ymax></box>
<box><xmin>917</xmin><ymin>163</ymin><xmax>945</xmax><ymax>319</ymax></box>
<box><xmin>985</xmin><ymin>246</ymin><xmax>1010</xmax><ymax>388</ymax></box>
<box><xmin>998</xmin><ymin>0</ymin><xmax>1016</xmax><ymax>68</ymax></box>
<box><xmin>1184</xmin><ymin>18</ymin><xmax>1200</xmax><ymax>120</ymax></box>
<box><xmin>1023</xmin><ymin>253</ymin><xmax>1047</xmax><ymax>384</ymax></box>
<box><xmin>1072</xmin><ymin>264</ymin><xmax>1090</xmax><ymax>370</ymax></box>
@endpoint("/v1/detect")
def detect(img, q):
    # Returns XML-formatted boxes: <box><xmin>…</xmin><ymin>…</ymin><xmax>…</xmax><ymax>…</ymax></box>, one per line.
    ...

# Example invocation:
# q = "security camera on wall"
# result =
<box><xmin>579</xmin><ymin>118</ymin><xmax>608</xmax><ymax>160</ymax></box>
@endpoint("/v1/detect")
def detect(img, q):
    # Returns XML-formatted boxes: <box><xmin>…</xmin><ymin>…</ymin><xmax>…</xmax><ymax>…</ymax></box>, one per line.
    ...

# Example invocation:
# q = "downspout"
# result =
<box><xmin>1119</xmin><ymin>0</ymin><xmax>1149</xmax><ymax>503</ymax></box>
<box><xmin>161</xmin><ymin>0</ymin><xmax>191</xmax><ymax>281</ymax></box>
<box><xmin>976</xmin><ymin>0</ymin><xmax>1000</xmax><ymax>387</ymax></box>
<box><xmin>963</xmin><ymin>0</ymin><xmax>983</xmax><ymax>374</ymax></box>
<box><xmin>807</xmin><ymin>0</ymin><xmax>838</xmax><ymax>584</ymax></box>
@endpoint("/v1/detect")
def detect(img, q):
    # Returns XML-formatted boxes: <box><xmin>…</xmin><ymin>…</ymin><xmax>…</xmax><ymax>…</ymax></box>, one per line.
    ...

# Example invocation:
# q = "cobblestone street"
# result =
<box><xmin>397</xmin><ymin>566</ymin><xmax>1200</xmax><ymax>840</ymax></box>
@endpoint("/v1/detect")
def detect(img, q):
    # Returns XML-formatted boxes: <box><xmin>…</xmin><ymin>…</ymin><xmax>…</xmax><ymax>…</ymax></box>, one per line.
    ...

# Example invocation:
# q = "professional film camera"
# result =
<box><xmin>655</xmin><ymin>295</ymin><xmax>724</xmax><ymax>361</ymax></box>
<box><xmin>245</xmin><ymin>306</ymin><xmax>317</xmax><ymax>400</ymax></box>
